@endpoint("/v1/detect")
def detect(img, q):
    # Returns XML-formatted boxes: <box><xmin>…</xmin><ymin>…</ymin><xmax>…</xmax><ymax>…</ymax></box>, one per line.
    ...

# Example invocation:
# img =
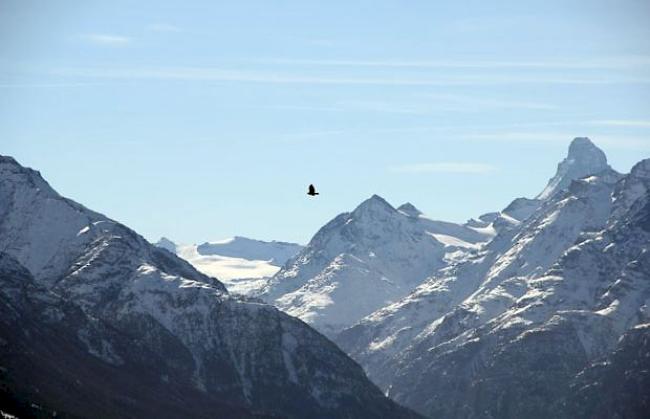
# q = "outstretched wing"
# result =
<box><xmin>308</xmin><ymin>184</ymin><xmax>315</xmax><ymax>194</ymax></box>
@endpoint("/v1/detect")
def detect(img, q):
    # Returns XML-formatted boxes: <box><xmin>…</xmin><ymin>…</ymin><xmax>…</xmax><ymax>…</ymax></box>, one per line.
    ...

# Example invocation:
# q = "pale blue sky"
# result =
<box><xmin>2</xmin><ymin>0</ymin><xmax>649</xmax><ymax>244</ymax></box>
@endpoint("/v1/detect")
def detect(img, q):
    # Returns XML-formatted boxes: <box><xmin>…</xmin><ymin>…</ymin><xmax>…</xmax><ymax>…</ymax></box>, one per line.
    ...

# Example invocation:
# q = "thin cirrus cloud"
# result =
<box><xmin>52</xmin><ymin>66</ymin><xmax>650</xmax><ymax>86</ymax></box>
<box><xmin>244</xmin><ymin>97</ymin><xmax>556</xmax><ymax>115</ymax></box>
<box><xmin>259</xmin><ymin>56</ymin><xmax>650</xmax><ymax>70</ymax></box>
<box><xmin>422</xmin><ymin>94</ymin><xmax>558</xmax><ymax>111</ymax></box>
<box><xmin>81</xmin><ymin>33</ymin><xmax>131</xmax><ymax>46</ymax></box>
<box><xmin>389</xmin><ymin>162</ymin><xmax>497</xmax><ymax>174</ymax></box>
<box><xmin>461</xmin><ymin>132</ymin><xmax>650</xmax><ymax>150</ymax></box>
<box><xmin>280</xmin><ymin>127</ymin><xmax>650</xmax><ymax>151</ymax></box>
<box><xmin>588</xmin><ymin>119</ymin><xmax>650</xmax><ymax>128</ymax></box>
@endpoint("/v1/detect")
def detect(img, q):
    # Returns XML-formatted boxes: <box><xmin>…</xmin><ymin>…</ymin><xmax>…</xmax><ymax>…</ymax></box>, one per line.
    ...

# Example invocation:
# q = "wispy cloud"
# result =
<box><xmin>461</xmin><ymin>132</ymin><xmax>575</xmax><ymax>143</ymax></box>
<box><xmin>0</xmin><ymin>82</ymin><xmax>108</xmax><ymax>89</ymax></box>
<box><xmin>82</xmin><ymin>34</ymin><xmax>131</xmax><ymax>46</ymax></box>
<box><xmin>52</xmin><ymin>66</ymin><xmax>650</xmax><ymax>86</ymax></box>
<box><xmin>290</xmin><ymin>96</ymin><xmax>557</xmax><ymax>115</ymax></box>
<box><xmin>278</xmin><ymin>126</ymin><xmax>650</xmax><ymax>151</ymax></box>
<box><xmin>146</xmin><ymin>23</ymin><xmax>182</xmax><ymax>33</ymax></box>
<box><xmin>588</xmin><ymin>119</ymin><xmax>650</xmax><ymax>128</ymax></box>
<box><xmin>260</xmin><ymin>56</ymin><xmax>650</xmax><ymax>70</ymax></box>
<box><xmin>389</xmin><ymin>162</ymin><xmax>497</xmax><ymax>174</ymax></box>
<box><xmin>460</xmin><ymin>132</ymin><xmax>650</xmax><ymax>150</ymax></box>
<box><xmin>422</xmin><ymin>94</ymin><xmax>558</xmax><ymax>111</ymax></box>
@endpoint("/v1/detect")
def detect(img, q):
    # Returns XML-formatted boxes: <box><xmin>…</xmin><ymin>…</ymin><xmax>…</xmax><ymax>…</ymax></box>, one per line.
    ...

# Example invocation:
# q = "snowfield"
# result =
<box><xmin>154</xmin><ymin>237</ymin><xmax>303</xmax><ymax>296</ymax></box>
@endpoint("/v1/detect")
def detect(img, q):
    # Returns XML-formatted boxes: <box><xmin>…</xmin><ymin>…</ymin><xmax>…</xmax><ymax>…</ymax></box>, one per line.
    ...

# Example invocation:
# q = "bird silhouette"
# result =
<box><xmin>307</xmin><ymin>184</ymin><xmax>319</xmax><ymax>196</ymax></box>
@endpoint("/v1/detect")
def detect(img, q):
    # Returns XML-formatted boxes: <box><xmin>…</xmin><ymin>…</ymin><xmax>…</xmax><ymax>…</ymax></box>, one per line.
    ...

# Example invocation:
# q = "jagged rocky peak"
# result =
<box><xmin>569</xmin><ymin>136</ymin><xmax>607</xmax><ymax>158</ymax></box>
<box><xmin>397</xmin><ymin>202</ymin><xmax>422</xmax><ymax>217</ymax></box>
<box><xmin>0</xmin><ymin>155</ymin><xmax>18</xmax><ymax>165</ymax></box>
<box><xmin>1</xmin><ymin>154</ymin><xmax>33</xmax><ymax>175</ymax></box>
<box><xmin>627</xmin><ymin>157</ymin><xmax>650</xmax><ymax>182</ymax></box>
<box><xmin>0</xmin><ymin>155</ymin><xmax>23</xmax><ymax>167</ymax></box>
<box><xmin>0</xmin><ymin>155</ymin><xmax>56</xmax><ymax>196</ymax></box>
<box><xmin>537</xmin><ymin>137</ymin><xmax>612</xmax><ymax>200</ymax></box>
<box><xmin>501</xmin><ymin>197</ymin><xmax>541</xmax><ymax>222</ymax></box>
<box><xmin>155</xmin><ymin>237</ymin><xmax>178</xmax><ymax>253</ymax></box>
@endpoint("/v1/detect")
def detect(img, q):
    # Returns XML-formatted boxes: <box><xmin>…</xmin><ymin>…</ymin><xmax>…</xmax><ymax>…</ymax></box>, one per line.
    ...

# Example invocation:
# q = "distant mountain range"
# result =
<box><xmin>259</xmin><ymin>137</ymin><xmax>649</xmax><ymax>418</ymax></box>
<box><xmin>259</xmin><ymin>138</ymin><xmax>616</xmax><ymax>338</ymax></box>
<box><xmin>154</xmin><ymin>236</ymin><xmax>303</xmax><ymax>295</ymax></box>
<box><xmin>328</xmin><ymin>138</ymin><xmax>647</xmax><ymax>418</ymax></box>
<box><xmin>4</xmin><ymin>135</ymin><xmax>647</xmax><ymax>419</ymax></box>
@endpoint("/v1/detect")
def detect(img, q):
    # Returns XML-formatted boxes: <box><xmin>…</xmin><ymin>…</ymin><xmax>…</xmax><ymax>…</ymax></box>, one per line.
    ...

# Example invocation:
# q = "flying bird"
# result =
<box><xmin>307</xmin><ymin>184</ymin><xmax>319</xmax><ymax>196</ymax></box>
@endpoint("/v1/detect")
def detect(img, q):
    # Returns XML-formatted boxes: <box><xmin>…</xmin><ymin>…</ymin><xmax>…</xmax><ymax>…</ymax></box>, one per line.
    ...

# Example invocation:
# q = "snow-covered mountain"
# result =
<box><xmin>398</xmin><ymin>202</ymin><xmax>495</xmax><ymax>249</ymax></box>
<box><xmin>0</xmin><ymin>155</ymin><xmax>418</xmax><ymax>419</ymax></box>
<box><xmin>154</xmin><ymin>237</ymin><xmax>303</xmax><ymax>296</ymax></box>
<box><xmin>335</xmin><ymin>138</ymin><xmax>650</xmax><ymax>418</ymax></box>
<box><xmin>261</xmin><ymin>194</ymin><xmax>494</xmax><ymax>337</ymax></box>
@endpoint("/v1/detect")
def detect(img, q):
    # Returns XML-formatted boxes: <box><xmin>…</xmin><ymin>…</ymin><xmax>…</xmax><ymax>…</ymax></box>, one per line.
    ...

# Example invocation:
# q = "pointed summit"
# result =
<box><xmin>611</xmin><ymin>158</ymin><xmax>650</xmax><ymax>219</ymax></box>
<box><xmin>397</xmin><ymin>202</ymin><xmax>423</xmax><ymax>217</ymax></box>
<box><xmin>0</xmin><ymin>154</ymin><xmax>55</xmax><ymax>196</ymax></box>
<box><xmin>567</xmin><ymin>137</ymin><xmax>608</xmax><ymax>163</ymax></box>
<box><xmin>154</xmin><ymin>237</ymin><xmax>177</xmax><ymax>253</ymax></box>
<box><xmin>352</xmin><ymin>194</ymin><xmax>395</xmax><ymax>214</ymax></box>
<box><xmin>537</xmin><ymin>137</ymin><xmax>611</xmax><ymax>200</ymax></box>
<box><xmin>0</xmin><ymin>155</ymin><xmax>19</xmax><ymax>165</ymax></box>
<box><xmin>264</xmin><ymin>194</ymin><xmax>447</xmax><ymax>336</ymax></box>
<box><xmin>628</xmin><ymin>158</ymin><xmax>650</xmax><ymax>180</ymax></box>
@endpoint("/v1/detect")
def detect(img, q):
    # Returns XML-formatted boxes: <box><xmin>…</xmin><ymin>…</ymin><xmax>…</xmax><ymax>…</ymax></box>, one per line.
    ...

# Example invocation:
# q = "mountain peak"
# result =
<box><xmin>537</xmin><ymin>137</ymin><xmax>611</xmax><ymax>200</ymax></box>
<box><xmin>567</xmin><ymin>137</ymin><xmax>607</xmax><ymax>161</ymax></box>
<box><xmin>1</xmin><ymin>154</ymin><xmax>55</xmax><ymax>192</ymax></box>
<box><xmin>353</xmin><ymin>194</ymin><xmax>395</xmax><ymax>213</ymax></box>
<box><xmin>610</xmin><ymin>158</ymin><xmax>650</xmax><ymax>219</ymax></box>
<box><xmin>629</xmin><ymin>158</ymin><xmax>650</xmax><ymax>180</ymax></box>
<box><xmin>0</xmin><ymin>155</ymin><xmax>19</xmax><ymax>165</ymax></box>
<box><xmin>397</xmin><ymin>202</ymin><xmax>422</xmax><ymax>217</ymax></box>
<box><xmin>267</xmin><ymin>192</ymin><xmax>447</xmax><ymax>336</ymax></box>
<box><xmin>1</xmin><ymin>154</ymin><xmax>39</xmax><ymax>174</ymax></box>
<box><xmin>155</xmin><ymin>237</ymin><xmax>177</xmax><ymax>253</ymax></box>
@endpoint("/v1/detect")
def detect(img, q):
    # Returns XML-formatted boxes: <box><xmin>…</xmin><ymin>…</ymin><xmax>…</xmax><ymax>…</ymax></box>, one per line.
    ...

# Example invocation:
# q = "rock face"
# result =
<box><xmin>262</xmin><ymin>195</ymin><xmax>493</xmax><ymax>337</ymax></box>
<box><xmin>537</xmin><ymin>137</ymin><xmax>611</xmax><ymax>199</ymax></box>
<box><xmin>155</xmin><ymin>236</ymin><xmax>178</xmax><ymax>253</ymax></box>
<box><xmin>336</xmin><ymin>141</ymin><xmax>649</xmax><ymax>418</ymax></box>
<box><xmin>0</xmin><ymin>155</ymin><xmax>419</xmax><ymax>419</ymax></box>
<box><xmin>557</xmin><ymin>323</ymin><xmax>650</xmax><ymax>419</ymax></box>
